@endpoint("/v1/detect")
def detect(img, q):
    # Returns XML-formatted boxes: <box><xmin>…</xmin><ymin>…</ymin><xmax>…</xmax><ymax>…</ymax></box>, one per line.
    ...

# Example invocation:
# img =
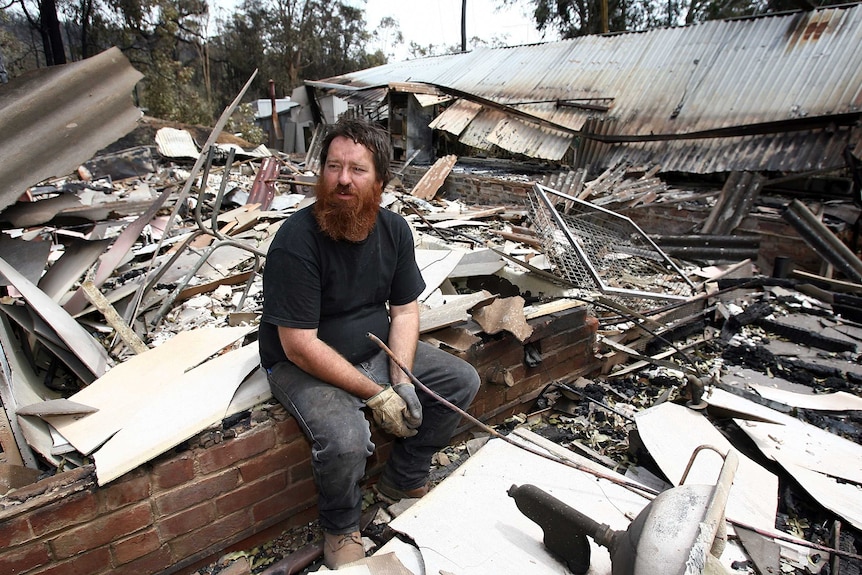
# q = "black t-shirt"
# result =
<box><xmin>259</xmin><ymin>206</ymin><xmax>426</xmax><ymax>369</ymax></box>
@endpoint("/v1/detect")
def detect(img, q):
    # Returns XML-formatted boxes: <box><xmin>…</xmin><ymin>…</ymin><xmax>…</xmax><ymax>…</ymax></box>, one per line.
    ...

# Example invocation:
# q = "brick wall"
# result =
<box><xmin>0</xmin><ymin>306</ymin><xmax>600</xmax><ymax>575</ymax></box>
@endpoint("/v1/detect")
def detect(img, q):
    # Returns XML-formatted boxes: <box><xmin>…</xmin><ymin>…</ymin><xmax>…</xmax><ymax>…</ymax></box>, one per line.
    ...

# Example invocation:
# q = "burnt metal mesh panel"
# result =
<box><xmin>526</xmin><ymin>183</ymin><xmax>695</xmax><ymax>304</ymax></box>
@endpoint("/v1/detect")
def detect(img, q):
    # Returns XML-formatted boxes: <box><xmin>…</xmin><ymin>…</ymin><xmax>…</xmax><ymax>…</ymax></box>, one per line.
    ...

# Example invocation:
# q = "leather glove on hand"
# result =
<box><xmin>366</xmin><ymin>387</ymin><xmax>418</xmax><ymax>438</ymax></box>
<box><xmin>393</xmin><ymin>383</ymin><xmax>423</xmax><ymax>429</ymax></box>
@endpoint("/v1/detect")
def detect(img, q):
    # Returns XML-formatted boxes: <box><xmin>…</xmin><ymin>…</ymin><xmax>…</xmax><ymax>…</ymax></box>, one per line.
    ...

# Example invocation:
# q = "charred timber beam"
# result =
<box><xmin>782</xmin><ymin>199</ymin><xmax>862</xmax><ymax>283</ymax></box>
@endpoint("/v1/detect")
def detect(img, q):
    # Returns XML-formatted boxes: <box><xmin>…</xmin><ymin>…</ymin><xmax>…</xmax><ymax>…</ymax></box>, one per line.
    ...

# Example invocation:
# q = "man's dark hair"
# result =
<box><xmin>319</xmin><ymin>117</ymin><xmax>392</xmax><ymax>186</ymax></box>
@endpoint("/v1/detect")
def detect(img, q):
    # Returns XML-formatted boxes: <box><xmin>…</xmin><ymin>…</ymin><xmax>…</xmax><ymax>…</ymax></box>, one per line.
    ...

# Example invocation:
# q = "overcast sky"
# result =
<box><xmin>354</xmin><ymin>0</ymin><xmax>558</xmax><ymax>61</ymax></box>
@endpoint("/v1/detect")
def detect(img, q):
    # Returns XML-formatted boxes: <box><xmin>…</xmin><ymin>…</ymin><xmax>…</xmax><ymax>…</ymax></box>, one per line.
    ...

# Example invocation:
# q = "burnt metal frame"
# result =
<box><xmin>529</xmin><ymin>182</ymin><xmax>696</xmax><ymax>301</ymax></box>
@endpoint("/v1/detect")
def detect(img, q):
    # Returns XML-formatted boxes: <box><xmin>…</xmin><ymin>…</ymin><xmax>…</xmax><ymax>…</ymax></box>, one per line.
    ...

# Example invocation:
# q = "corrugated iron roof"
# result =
<box><xmin>309</xmin><ymin>5</ymin><xmax>862</xmax><ymax>174</ymax></box>
<box><xmin>0</xmin><ymin>47</ymin><xmax>143</xmax><ymax>212</ymax></box>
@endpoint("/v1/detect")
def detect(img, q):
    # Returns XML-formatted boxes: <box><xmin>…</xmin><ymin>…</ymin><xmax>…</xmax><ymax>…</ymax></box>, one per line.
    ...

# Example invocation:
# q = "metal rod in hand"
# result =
<box><xmin>366</xmin><ymin>332</ymin><xmax>658</xmax><ymax>498</ymax></box>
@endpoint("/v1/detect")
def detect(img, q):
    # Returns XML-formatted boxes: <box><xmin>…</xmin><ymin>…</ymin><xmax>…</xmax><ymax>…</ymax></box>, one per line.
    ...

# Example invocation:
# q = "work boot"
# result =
<box><xmin>323</xmin><ymin>531</ymin><xmax>364</xmax><ymax>569</ymax></box>
<box><xmin>375</xmin><ymin>475</ymin><xmax>429</xmax><ymax>502</ymax></box>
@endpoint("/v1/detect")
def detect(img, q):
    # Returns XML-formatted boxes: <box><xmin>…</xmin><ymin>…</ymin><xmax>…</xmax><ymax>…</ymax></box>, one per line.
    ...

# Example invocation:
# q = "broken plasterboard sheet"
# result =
<box><xmin>634</xmin><ymin>401</ymin><xmax>778</xmax><ymax>530</ymax></box>
<box><xmin>446</xmin><ymin>248</ymin><xmax>505</xmax><ymax>278</ymax></box>
<box><xmin>733</xmin><ymin>413</ymin><xmax>862</xmax><ymax>484</ymax></box>
<box><xmin>0</xmin><ymin>235</ymin><xmax>52</xmax><ymax>287</ymax></box>
<box><xmin>0</xmin><ymin>315</ymin><xmax>60</xmax><ymax>467</ymax></box>
<box><xmin>0</xmin><ymin>303</ymin><xmax>97</xmax><ymax>384</ymax></box>
<box><xmin>749</xmin><ymin>383</ymin><xmax>862</xmax><ymax>411</ymax></box>
<box><xmin>37</xmin><ymin>237</ymin><xmax>112</xmax><ymax>303</ymax></box>
<box><xmin>704</xmin><ymin>387</ymin><xmax>786</xmax><ymax>424</ymax></box>
<box><xmin>414</xmin><ymin>249</ymin><xmax>463</xmax><ymax>303</ymax></box>
<box><xmin>225</xmin><ymin>364</ymin><xmax>271</xmax><ymax>417</ymax></box>
<box><xmin>376</xmin><ymin>428</ymin><xmax>652</xmax><ymax>575</ymax></box>
<box><xmin>420</xmin><ymin>325</ymin><xmax>482</xmax><ymax>352</ymax></box>
<box><xmin>93</xmin><ymin>344</ymin><xmax>261</xmax><ymax>485</ymax></box>
<box><xmin>46</xmin><ymin>326</ymin><xmax>254</xmax><ymax>455</ymax></box>
<box><xmin>16</xmin><ymin>399</ymin><xmax>96</xmax><ymax>418</ymax></box>
<box><xmin>772</xmin><ymin>454</ymin><xmax>862</xmax><ymax>531</ymax></box>
<box><xmin>0</xmin><ymin>256</ymin><xmax>111</xmax><ymax>379</ymax></box>
<box><xmin>418</xmin><ymin>290</ymin><xmax>495</xmax><ymax>333</ymax></box>
<box><xmin>63</xmin><ymin>185</ymin><xmax>174</xmax><ymax>315</ymax></box>
<box><xmin>471</xmin><ymin>296</ymin><xmax>533</xmax><ymax>342</ymax></box>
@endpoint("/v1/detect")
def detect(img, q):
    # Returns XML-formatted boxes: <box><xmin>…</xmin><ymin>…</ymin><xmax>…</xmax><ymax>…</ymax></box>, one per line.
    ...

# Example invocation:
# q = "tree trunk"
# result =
<box><xmin>40</xmin><ymin>0</ymin><xmax>66</xmax><ymax>65</ymax></box>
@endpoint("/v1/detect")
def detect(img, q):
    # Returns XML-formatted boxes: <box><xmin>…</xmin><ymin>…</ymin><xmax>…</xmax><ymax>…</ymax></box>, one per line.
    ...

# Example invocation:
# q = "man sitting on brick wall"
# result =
<box><xmin>259</xmin><ymin>117</ymin><xmax>480</xmax><ymax>570</ymax></box>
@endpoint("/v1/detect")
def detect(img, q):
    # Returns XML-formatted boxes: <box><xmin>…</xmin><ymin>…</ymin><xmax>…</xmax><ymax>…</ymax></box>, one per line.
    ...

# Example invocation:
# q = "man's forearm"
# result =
<box><xmin>278</xmin><ymin>328</ymin><xmax>382</xmax><ymax>399</ymax></box>
<box><xmin>388</xmin><ymin>302</ymin><xmax>420</xmax><ymax>385</ymax></box>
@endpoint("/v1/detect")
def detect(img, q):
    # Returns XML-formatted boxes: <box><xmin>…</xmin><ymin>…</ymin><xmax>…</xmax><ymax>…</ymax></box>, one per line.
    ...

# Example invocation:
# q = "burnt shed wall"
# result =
<box><xmin>401</xmin><ymin>166</ymin><xmax>826</xmax><ymax>276</ymax></box>
<box><xmin>0</xmin><ymin>306</ymin><xmax>599</xmax><ymax>575</ymax></box>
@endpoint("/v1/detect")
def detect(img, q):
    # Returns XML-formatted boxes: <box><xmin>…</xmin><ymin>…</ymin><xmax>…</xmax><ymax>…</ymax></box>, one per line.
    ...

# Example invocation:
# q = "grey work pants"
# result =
<box><xmin>266</xmin><ymin>341</ymin><xmax>480</xmax><ymax>534</ymax></box>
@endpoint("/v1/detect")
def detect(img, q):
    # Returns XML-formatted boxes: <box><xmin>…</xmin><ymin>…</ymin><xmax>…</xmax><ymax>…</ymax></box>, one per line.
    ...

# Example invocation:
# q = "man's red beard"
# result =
<box><xmin>313</xmin><ymin>182</ymin><xmax>382</xmax><ymax>242</ymax></box>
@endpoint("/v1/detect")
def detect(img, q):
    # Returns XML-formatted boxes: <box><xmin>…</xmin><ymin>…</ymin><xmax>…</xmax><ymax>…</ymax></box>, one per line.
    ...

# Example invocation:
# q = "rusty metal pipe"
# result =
<box><xmin>366</xmin><ymin>332</ymin><xmax>658</xmax><ymax>498</ymax></box>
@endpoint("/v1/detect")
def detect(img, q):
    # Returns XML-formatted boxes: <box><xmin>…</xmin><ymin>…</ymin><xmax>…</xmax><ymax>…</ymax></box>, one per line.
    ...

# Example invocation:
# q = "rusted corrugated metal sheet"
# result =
<box><xmin>309</xmin><ymin>5</ymin><xmax>862</xmax><ymax>174</ymax></box>
<box><xmin>0</xmin><ymin>47</ymin><xmax>143</xmax><ymax>212</ymax></box>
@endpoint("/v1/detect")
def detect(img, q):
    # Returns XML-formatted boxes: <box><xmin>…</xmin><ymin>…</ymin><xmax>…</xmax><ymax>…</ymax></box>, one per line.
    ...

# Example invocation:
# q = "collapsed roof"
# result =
<box><xmin>307</xmin><ymin>4</ymin><xmax>862</xmax><ymax>173</ymax></box>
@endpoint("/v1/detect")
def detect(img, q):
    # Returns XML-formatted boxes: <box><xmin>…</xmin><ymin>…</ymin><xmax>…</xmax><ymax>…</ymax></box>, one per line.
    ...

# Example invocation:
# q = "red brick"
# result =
<box><xmin>28</xmin><ymin>491</ymin><xmax>99</xmax><ymax>538</ymax></box>
<box><xmin>196</xmin><ymin>427</ymin><xmax>275</xmax><ymax>474</ymax></box>
<box><xmin>237</xmin><ymin>442</ymin><xmax>302</xmax><ymax>483</ymax></box>
<box><xmin>289</xmin><ymin>459</ymin><xmax>313</xmax><ymax>483</ymax></box>
<box><xmin>111</xmin><ymin>528</ymin><xmax>161</xmax><ymax>565</ymax></box>
<box><xmin>152</xmin><ymin>453</ymin><xmax>196</xmax><ymax>490</ymax></box>
<box><xmin>216</xmin><ymin>474</ymin><xmax>287</xmax><ymax>516</ymax></box>
<box><xmin>100</xmin><ymin>472</ymin><xmax>150</xmax><ymax>511</ymax></box>
<box><xmin>0</xmin><ymin>541</ymin><xmax>51</xmax><ymax>575</ymax></box>
<box><xmin>274</xmin><ymin>417</ymin><xmax>303</xmax><ymax>442</ymax></box>
<box><xmin>158</xmin><ymin>501</ymin><xmax>215</xmax><ymax>540</ymax></box>
<box><xmin>109</xmin><ymin>545</ymin><xmax>173</xmax><ymax>575</ymax></box>
<box><xmin>169</xmin><ymin>509</ymin><xmax>251</xmax><ymax>559</ymax></box>
<box><xmin>50</xmin><ymin>502</ymin><xmax>153</xmax><ymax>558</ymax></box>
<box><xmin>0</xmin><ymin>514</ymin><xmax>34</xmax><ymax>548</ymax></box>
<box><xmin>30</xmin><ymin>547</ymin><xmax>112</xmax><ymax>575</ymax></box>
<box><xmin>252</xmin><ymin>478</ymin><xmax>316</xmax><ymax>523</ymax></box>
<box><xmin>154</xmin><ymin>469</ymin><xmax>240</xmax><ymax>516</ymax></box>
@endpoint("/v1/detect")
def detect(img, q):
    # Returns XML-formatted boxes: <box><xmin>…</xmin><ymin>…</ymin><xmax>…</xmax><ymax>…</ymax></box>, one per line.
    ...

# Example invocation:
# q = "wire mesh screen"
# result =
<box><xmin>526</xmin><ymin>183</ymin><xmax>695</xmax><ymax>303</ymax></box>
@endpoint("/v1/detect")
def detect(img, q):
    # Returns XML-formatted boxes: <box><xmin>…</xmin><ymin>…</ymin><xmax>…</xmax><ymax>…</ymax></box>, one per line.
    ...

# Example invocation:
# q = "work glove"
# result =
<box><xmin>393</xmin><ymin>383</ymin><xmax>423</xmax><ymax>429</ymax></box>
<box><xmin>365</xmin><ymin>386</ymin><xmax>418</xmax><ymax>438</ymax></box>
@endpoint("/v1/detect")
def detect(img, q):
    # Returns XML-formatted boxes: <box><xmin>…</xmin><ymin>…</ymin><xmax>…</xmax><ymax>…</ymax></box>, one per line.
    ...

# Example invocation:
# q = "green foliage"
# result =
<box><xmin>226</xmin><ymin>103</ymin><xmax>266</xmax><ymax>145</ymax></box>
<box><xmin>3</xmin><ymin>0</ymin><xmax>385</xmax><ymax>124</ymax></box>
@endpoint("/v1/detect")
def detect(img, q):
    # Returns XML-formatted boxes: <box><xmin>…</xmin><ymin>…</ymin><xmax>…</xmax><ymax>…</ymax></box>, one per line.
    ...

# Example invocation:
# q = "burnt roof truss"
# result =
<box><xmin>527</xmin><ymin>183</ymin><xmax>696</xmax><ymax>302</ymax></box>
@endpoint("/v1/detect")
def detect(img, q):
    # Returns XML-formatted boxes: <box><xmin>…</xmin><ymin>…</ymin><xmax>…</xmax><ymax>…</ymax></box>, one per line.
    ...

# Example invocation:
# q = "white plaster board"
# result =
<box><xmin>418</xmin><ymin>290</ymin><xmax>495</xmax><ymax>333</ymax></box>
<box><xmin>733</xmin><ymin>414</ymin><xmax>862</xmax><ymax>484</ymax></box>
<box><xmin>47</xmin><ymin>326</ymin><xmax>253</xmax><ymax>455</ymax></box>
<box><xmin>93</xmin><ymin>344</ymin><xmax>260</xmax><ymax>485</ymax></box>
<box><xmin>0</xmin><ymin>256</ymin><xmax>111</xmax><ymax>379</ymax></box>
<box><xmin>37</xmin><ymin>238</ymin><xmax>112</xmax><ymax>302</ymax></box>
<box><xmin>634</xmin><ymin>402</ymin><xmax>778</xmax><ymax>530</ymax></box>
<box><xmin>704</xmin><ymin>387</ymin><xmax>786</xmax><ymax>424</ymax></box>
<box><xmin>772</xmin><ymin>455</ymin><xmax>862</xmax><ymax>531</ymax></box>
<box><xmin>447</xmin><ymin>247</ymin><xmax>504</xmax><ymax>278</ymax></box>
<box><xmin>749</xmin><ymin>384</ymin><xmax>862</xmax><ymax>411</ymax></box>
<box><xmin>0</xmin><ymin>303</ymin><xmax>96</xmax><ymax>384</ymax></box>
<box><xmin>0</xmin><ymin>315</ymin><xmax>59</xmax><ymax>467</ymax></box>
<box><xmin>225</xmin><ymin>366</ymin><xmax>271</xmax><ymax>417</ymax></box>
<box><xmin>379</xmin><ymin>429</ymin><xmax>652</xmax><ymax>575</ymax></box>
<box><xmin>414</xmin><ymin>249</ymin><xmax>463</xmax><ymax>303</ymax></box>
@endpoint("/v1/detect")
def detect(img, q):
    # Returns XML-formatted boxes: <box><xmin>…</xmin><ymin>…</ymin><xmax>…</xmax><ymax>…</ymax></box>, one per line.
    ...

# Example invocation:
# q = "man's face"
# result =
<box><xmin>314</xmin><ymin>135</ymin><xmax>383</xmax><ymax>242</ymax></box>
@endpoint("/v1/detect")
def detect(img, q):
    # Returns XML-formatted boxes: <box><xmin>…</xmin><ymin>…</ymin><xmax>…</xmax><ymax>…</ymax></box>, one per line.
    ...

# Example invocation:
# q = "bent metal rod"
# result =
<box><xmin>366</xmin><ymin>332</ymin><xmax>658</xmax><ymax>498</ymax></box>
